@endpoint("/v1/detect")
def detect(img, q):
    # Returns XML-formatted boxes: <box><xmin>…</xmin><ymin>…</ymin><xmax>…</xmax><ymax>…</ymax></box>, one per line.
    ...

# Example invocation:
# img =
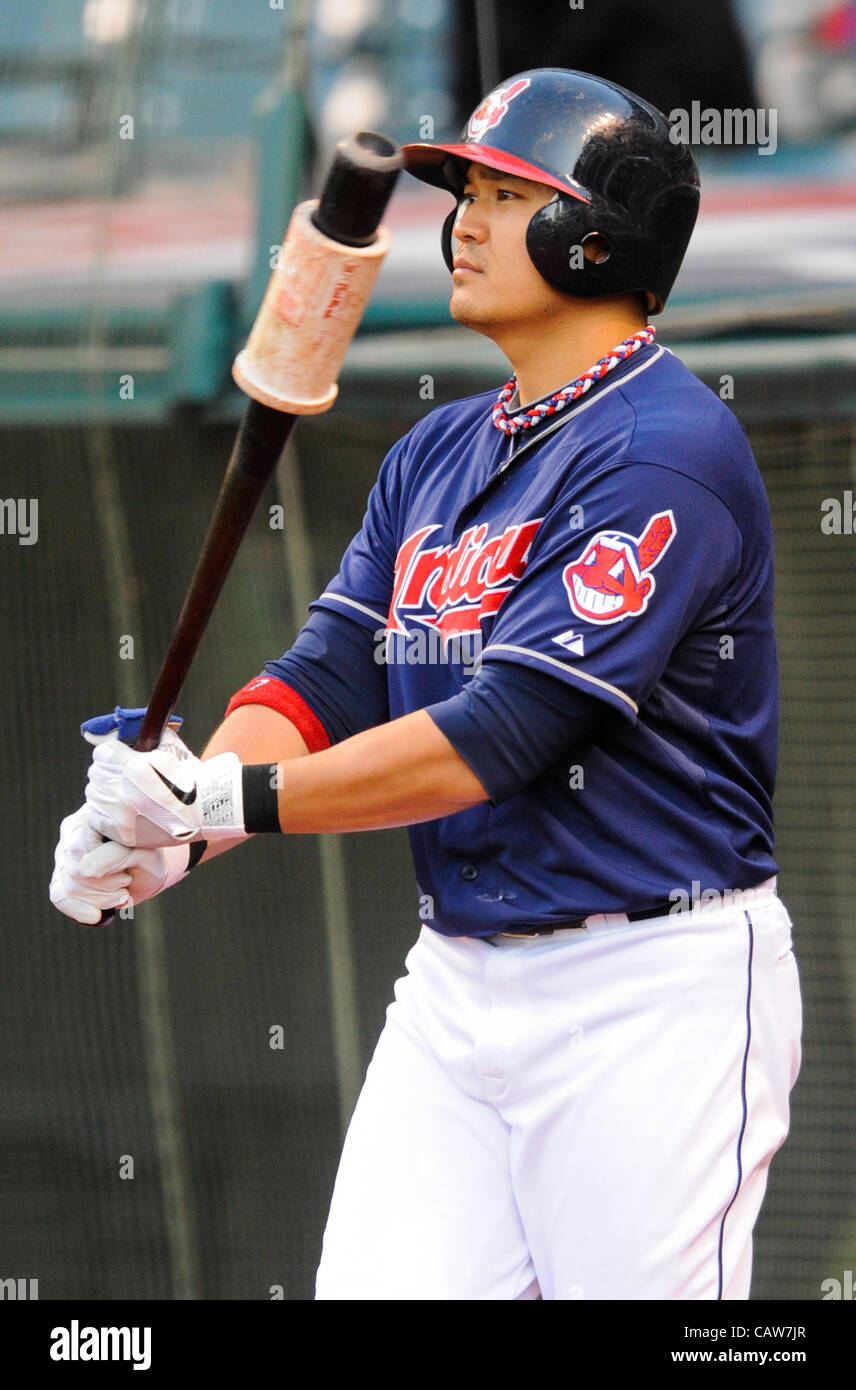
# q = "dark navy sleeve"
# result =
<box><xmin>261</xmin><ymin>606</ymin><xmax>390</xmax><ymax>743</ymax></box>
<box><xmin>426</xmin><ymin>659</ymin><xmax>601</xmax><ymax>804</ymax></box>
<box><xmin>482</xmin><ymin>461</ymin><xmax>743</xmax><ymax>720</ymax></box>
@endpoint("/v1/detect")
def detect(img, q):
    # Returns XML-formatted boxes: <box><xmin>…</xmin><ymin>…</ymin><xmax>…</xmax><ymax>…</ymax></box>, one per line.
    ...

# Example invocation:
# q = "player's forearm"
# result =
<box><xmin>196</xmin><ymin>703</ymin><xmax>312</xmax><ymax>863</ymax></box>
<box><xmin>82</xmin><ymin>704</ymin><xmax>488</xmax><ymax>874</ymax></box>
<box><xmin>272</xmin><ymin>708</ymin><xmax>488</xmax><ymax>832</ymax></box>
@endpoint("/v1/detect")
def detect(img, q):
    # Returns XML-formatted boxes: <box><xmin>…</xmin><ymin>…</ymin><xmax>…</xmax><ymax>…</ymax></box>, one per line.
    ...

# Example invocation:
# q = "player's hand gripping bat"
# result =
<box><xmin>95</xmin><ymin>131</ymin><xmax>402</xmax><ymax>922</ymax></box>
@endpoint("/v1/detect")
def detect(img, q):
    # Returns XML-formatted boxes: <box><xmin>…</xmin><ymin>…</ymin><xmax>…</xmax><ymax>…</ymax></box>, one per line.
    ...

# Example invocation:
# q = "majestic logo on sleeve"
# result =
<box><xmin>466</xmin><ymin>77</ymin><xmax>531</xmax><ymax>142</ymax></box>
<box><xmin>562</xmin><ymin>511</ymin><xmax>677</xmax><ymax>624</ymax></box>
<box><xmin>388</xmin><ymin>520</ymin><xmax>541</xmax><ymax>641</ymax></box>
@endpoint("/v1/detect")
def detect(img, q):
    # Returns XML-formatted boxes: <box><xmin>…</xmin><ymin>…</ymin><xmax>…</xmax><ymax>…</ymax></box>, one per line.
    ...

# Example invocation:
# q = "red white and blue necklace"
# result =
<box><xmin>492</xmin><ymin>326</ymin><xmax>656</xmax><ymax>436</ymax></box>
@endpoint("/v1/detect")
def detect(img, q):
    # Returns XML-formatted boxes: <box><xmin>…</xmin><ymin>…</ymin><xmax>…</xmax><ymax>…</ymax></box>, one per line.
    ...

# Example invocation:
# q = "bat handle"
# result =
<box><xmin>94</xmin><ymin>402</ymin><xmax>293</xmax><ymax>928</ymax></box>
<box><xmin>135</xmin><ymin>400</ymin><xmax>296</xmax><ymax>754</ymax></box>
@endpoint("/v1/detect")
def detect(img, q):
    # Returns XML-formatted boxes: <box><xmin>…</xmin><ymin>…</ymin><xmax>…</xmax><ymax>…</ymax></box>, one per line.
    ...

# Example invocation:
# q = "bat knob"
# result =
<box><xmin>312</xmin><ymin>131</ymin><xmax>402</xmax><ymax>247</ymax></box>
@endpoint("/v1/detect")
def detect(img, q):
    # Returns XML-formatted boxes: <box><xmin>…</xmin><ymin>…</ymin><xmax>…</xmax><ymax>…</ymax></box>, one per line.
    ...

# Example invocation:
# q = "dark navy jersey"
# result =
<box><xmin>287</xmin><ymin>342</ymin><xmax>779</xmax><ymax>935</ymax></box>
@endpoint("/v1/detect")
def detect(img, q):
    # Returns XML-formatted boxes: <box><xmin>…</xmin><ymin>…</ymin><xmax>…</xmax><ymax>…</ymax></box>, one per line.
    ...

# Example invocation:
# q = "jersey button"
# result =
<box><xmin>460</xmin><ymin>864</ymin><xmax>479</xmax><ymax>881</ymax></box>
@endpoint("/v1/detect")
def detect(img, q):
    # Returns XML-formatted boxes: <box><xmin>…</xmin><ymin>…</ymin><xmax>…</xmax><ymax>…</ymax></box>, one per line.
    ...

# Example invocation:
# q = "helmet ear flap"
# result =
<box><xmin>526</xmin><ymin>195</ymin><xmax>594</xmax><ymax>295</ymax></box>
<box><xmin>527</xmin><ymin>195</ymin><xmax>649</xmax><ymax>301</ymax></box>
<box><xmin>441</xmin><ymin>206</ymin><xmax>457</xmax><ymax>274</ymax></box>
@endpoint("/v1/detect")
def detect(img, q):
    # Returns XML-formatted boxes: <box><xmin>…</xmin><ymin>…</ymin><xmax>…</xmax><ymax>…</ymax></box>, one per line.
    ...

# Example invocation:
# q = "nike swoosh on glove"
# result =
<box><xmin>85</xmin><ymin>741</ymin><xmax>246</xmax><ymax>848</ymax></box>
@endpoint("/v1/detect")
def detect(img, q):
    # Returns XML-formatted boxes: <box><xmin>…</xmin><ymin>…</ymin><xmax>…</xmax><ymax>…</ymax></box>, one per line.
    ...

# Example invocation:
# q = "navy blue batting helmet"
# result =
<box><xmin>402</xmin><ymin>68</ymin><xmax>700</xmax><ymax>313</ymax></box>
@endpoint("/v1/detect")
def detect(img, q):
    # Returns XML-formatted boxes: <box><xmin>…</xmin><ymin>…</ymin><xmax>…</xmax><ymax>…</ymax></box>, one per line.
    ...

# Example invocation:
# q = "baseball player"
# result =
<box><xmin>51</xmin><ymin>69</ymin><xmax>802</xmax><ymax>1301</ymax></box>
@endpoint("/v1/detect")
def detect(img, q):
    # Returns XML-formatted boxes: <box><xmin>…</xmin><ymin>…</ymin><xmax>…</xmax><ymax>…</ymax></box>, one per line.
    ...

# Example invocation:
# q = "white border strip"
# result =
<box><xmin>318</xmin><ymin>591</ymin><xmax>388</xmax><ymax>626</ymax></box>
<box><xmin>483</xmin><ymin>643</ymin><xmax>639</xmax><ymax>714</ymax></box>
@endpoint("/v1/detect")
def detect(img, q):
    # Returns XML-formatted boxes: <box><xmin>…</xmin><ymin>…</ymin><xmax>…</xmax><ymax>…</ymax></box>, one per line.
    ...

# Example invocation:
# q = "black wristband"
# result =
<box><xmin>242</xmin><ymin>763</ymin><xmax>283</xmax><ymax>833</ymax></box>
<box><xmin>186</xmin><ymin>839</ymin><xmax>208</xmax><ymax>871</ymax></box>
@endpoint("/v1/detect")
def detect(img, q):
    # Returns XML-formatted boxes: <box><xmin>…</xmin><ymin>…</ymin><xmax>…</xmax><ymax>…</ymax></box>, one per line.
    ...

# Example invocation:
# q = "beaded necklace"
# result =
<box><xmin>492</xmin><ymin>326</ymin><xmax>656</xmax><ymax>436</ymax></box>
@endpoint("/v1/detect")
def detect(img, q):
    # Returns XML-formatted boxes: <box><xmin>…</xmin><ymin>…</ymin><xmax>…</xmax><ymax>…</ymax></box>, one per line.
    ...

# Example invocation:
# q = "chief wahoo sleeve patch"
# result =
<box><xmin>562</xmin><ymin>510</ymin><xmax>676</xmax><ymax>624</ymax></box>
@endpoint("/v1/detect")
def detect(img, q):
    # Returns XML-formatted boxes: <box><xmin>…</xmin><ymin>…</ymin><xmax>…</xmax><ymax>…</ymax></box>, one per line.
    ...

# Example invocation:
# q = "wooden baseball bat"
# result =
<box><xmin>99</xmin><ymin>131</ymin><xmax>402</xmax><ymax>921</ymax></box>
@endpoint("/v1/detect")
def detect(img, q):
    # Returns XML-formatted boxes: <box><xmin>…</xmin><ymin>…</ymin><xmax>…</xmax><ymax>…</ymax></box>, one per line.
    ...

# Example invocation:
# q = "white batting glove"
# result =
<box><xmin>82</xmin><ymin>838</ymin><xmax>197</xmax><ymax>910</ymax></box>
<box><xmin>50</xmin><ymin>805</ymin><xmax>133</xmax><ymax>924</ymax></box>
<box><xmin>85</xmin><ymin>740</ymin><xmax>245</xmax><ymax>848</ymax></box>
<box><xmin>50</xmin><ymin>805</ymin><xmax>198</xmax><ymax>925</ymax></box>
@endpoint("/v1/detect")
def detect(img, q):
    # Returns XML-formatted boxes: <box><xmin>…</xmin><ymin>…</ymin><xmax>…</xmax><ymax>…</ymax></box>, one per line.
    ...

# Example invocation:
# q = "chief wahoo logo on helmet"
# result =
<box><xmin>563</xmin><ymin>511</ymin><xmax>676</xmax><ymax>624</ymax></box>
<box><xmin>465</xmin><ymin>77</ymin><xmax>531</xmax><ymax>143</ymax></box>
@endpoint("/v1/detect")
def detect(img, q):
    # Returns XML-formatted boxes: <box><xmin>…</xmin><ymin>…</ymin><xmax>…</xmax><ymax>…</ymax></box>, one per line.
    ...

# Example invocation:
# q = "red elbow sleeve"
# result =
<box><xmin>224</xmin><ymin>677</ymin><xmax>331</xmax><ymax>753</ymax></box>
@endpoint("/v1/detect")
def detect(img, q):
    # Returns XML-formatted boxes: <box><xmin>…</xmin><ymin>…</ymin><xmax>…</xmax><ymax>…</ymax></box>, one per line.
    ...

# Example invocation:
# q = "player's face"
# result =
<box><xmin>448</xmin><ymin>164</ymin><xmax>567</xmax><ymax>336</ymax></box>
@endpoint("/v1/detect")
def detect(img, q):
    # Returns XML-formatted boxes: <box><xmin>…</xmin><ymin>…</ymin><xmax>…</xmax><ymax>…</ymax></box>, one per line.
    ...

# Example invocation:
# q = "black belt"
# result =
<box><xmin>491</xmin><ymin>900</ymin><xmax>676</xmax><ymax>939</ymax></box>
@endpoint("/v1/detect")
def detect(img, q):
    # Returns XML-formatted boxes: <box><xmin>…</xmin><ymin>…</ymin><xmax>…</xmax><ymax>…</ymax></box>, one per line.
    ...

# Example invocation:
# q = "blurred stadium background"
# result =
<box><xmin>2</xmin><ymin>0</ymin><xmax>855</xmax><ymax>1300</ymax></box>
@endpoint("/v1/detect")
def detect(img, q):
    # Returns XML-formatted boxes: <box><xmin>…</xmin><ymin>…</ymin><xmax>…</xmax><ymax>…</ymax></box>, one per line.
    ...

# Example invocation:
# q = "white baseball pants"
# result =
<box><xmin>315</xmin><ymin>883</ymin><xmax>802</xmax><ymax>1300</ymax></box>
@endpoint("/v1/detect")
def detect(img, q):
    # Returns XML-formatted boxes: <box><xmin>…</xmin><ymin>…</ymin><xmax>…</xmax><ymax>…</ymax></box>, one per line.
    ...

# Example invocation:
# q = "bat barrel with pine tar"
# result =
<box><xmin>97</xmin><ymin>131</ymin><xmax>402</xmax><ymax>923</ymax></box>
